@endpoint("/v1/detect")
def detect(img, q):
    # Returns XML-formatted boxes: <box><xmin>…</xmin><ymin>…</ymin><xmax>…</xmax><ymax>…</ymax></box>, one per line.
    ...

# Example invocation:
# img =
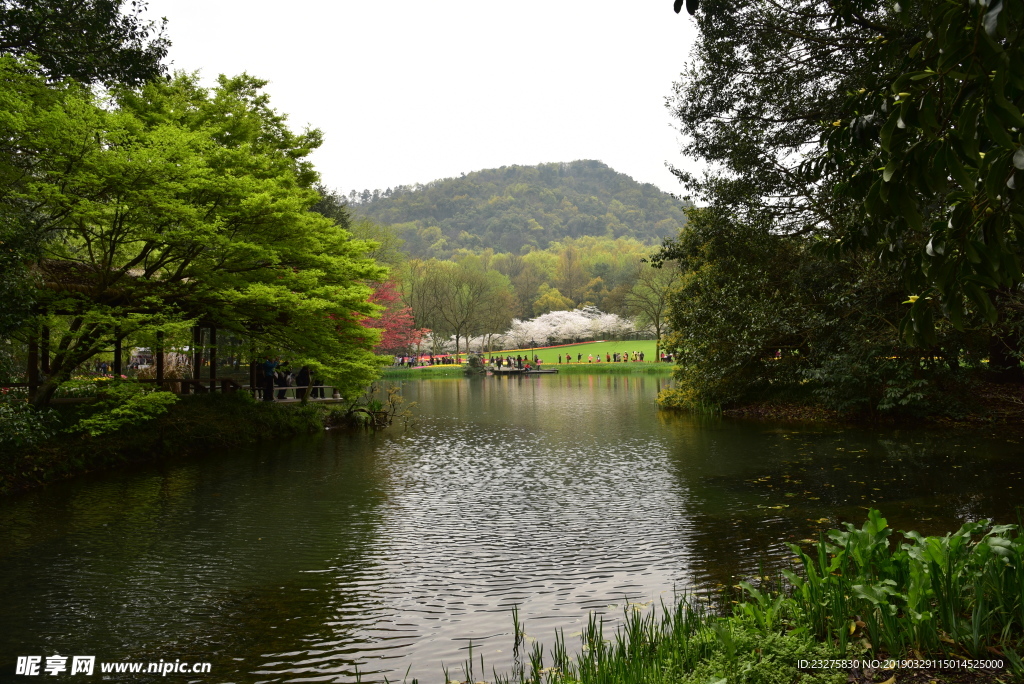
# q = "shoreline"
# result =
<box><xmin>0</xmin><ymin>393</ymin><xmax>343</xmax><ymax>497</ymax></box>
<box><xmin>382</xmin><ymin>363</ymin><xmax>674</xmax><ymax>378</ymax></box>
<box><xmin>660</xmin><ymin>380</ymin><xmax>1024</xmax><ymax>428</ymax></box>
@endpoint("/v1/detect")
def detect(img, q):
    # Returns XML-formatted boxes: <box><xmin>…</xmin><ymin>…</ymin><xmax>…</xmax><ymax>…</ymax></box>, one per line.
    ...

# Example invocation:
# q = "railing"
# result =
<box><xmin>2</xmin><ymin>379</ymin><xmax>338</xmax><ymax>402</ymax></box>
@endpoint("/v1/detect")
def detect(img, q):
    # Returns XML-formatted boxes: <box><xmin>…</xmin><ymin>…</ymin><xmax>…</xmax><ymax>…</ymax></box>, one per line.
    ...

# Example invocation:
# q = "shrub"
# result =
<box><xmin>70</xmin><ymin>382</ymin><xmax>179</xmax><ymax>437</ymax></box>
<box><xmin>0</xmin><ymin>394</ymin><xmax>59</xmax><ymax>448</ymax></box>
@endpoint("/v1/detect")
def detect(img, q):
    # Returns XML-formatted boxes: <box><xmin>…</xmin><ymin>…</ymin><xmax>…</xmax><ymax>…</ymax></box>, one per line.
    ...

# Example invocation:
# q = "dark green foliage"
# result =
<box><xmin>0</xmin><ymin>393</ymin><xmax>58</xmax><ymax>449</ymax></box>
<box><xmin>0</xmin><ymin>0</ymin><xmax>168</xmax><ymax>85</ymax></box>
<box><xmin>821</xmin><ymin>0</ymin><xmax>1024</xmax><ymax>347</ymax></box>
<box><xmin>69</xmin><ymin>382</ymin><xmax>178</xmax><ymax>437</ymax></box>
<box><xmin>0</xmin><ymin>392</ymin><xmax>332</xmax><ymax>495</ymax></box>
<box><xmin>657</xmin><ymin>208</ymin><xmax>980</xmax><ymax>416</ymax></box>
<box><xmin>674</xmin><ymin>0</ymin><xmax>1024</xmax><ymax>346</ymax></box>
<box><xmin>351</xmin><ymin>160</ymin><xmax>687</xmax><ymax>258</ymax></box>
<box><xmin>0</xmin><ymin>211</ymin><xmax>36</xmax><ymax>339</ymax></box>
<box><xmin>784</xmin><ymin>510</ymin><xmax>1024</xmax><ymax>660</ymax></box>
<box><xmin>309</xmin><ymin>184</ymin><xmax>352</xmax><ymax>231</ymax></box>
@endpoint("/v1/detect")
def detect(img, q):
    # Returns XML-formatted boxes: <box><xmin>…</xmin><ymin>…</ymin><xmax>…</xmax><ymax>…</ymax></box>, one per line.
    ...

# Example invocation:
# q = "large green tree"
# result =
<box><xmin>3</xmin><ymin>61</ymin><xmax>387</xmax><ymax>405</ymax></box>
<box><xmin>667</xmin><ymin>0</ymin><xmax>1024</xmax><ymax>403</ymax></box>
<box><xmin>672</xmin><ymin>0</ymin><xmax>1024</xmax><ymax>351</ymax></box>
<box><xmin>822</xmin><ymin>0</ymin><xmax>1024</xmax><ymax>359</ymax></box>
<box><xmin>659</xmin><ymin>207</ymin><xmax>979</xmax><ymax>414</ymax></box>
<box><xmin>1</xmin><ymin>0</ymin><xmax>169</xmax><ymax>346</ymax></box>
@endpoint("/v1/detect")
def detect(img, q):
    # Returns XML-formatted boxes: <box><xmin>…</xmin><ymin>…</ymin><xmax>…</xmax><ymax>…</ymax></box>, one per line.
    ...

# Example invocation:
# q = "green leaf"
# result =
<box><xmin>883</xmin><ymin>159</ymin><xmax>898</xmax><ymax>182</ymax></box>
<box><xmin>965</xmin><ymin>282</ymin><xmax>998</xmax><ymax>323</ymax></box>
<box><xmin>896</xmin><ymin>188</ymin><xmax>923</xmax><ymax>231</ymax></box>
<box><xmin>945</xmin><ymin>143</ymin><xmax>976</xmax><ymax>192</ymax></box>
<box><xmin>918</xmin><ymin>91</ymin><xmax>939</xmax><ymax>133</ymax></box>
<box><xmin>958</xmin><ymin>102</ymin><xmax>981</xmax><ymax>160</ymax></box>
<box><xmin>865</xmin><ymin>179</ymin><xmax>884</xmax><ymax>217</ymax></box>
<box><xmin>986</xmin><ymin>151</ymin><xmax>1013</xmax><ymax>201</ymax></box>
<box><xmin>879</xmin><ymin>108</ymin><xmax>902</xmax><ymax>154</ymax></box>
<box><xmin>945</xmin><ymin>294</ymin><xmax>965</xmax><ymax>330</ymax></box>
<box><xmin>984</xmin><ymin>107</ymin><xmax>1016</xmax><ymax>149</ymax></box>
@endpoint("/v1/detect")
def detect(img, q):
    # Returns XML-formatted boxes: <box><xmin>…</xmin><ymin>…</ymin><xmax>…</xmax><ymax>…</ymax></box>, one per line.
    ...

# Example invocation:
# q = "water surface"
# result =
<box><xmin>2</xmin><ymin>375</ymin><xmax>1022</xmax><ymax>682</ymax></box>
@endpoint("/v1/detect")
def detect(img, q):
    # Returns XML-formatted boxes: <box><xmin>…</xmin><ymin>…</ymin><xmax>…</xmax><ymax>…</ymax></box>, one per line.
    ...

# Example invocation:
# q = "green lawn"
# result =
<box><xmin>492</xmin><ymin>339</ymin><xmax>664</xmax><ymax>365</ymax></box>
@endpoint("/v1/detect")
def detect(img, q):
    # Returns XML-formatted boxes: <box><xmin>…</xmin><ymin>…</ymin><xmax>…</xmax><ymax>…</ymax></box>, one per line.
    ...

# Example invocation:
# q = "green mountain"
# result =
<box><xmin>349</xmin><ymin>160</ymin><xmax>687</xmax><ymax>258</ymax></box>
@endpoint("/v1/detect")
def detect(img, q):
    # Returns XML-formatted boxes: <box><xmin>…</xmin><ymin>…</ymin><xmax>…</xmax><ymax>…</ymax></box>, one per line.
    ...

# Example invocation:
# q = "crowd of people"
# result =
<box><xmin>552</xmin><ymin>350</ymin><xmax>651</xmax><ymax>364</ymax></box>
<box><xmin>392</xmin><ymin>354</ymin><xmax>462</xmax><ymax>368</ymax></box>
<box><xmin>390</xmin><ymin>348</ymin><xmax>676</xmax><ymax>369</ymax></box>
<box><xmin>490</xmin><ymin>355</ymin><xmax>542</xmax><ymax>370</ymax></box>
<box><xmin>259</xmin><ymin>358</ymin><xmax>325</xmax><ymax>402</ymax></box>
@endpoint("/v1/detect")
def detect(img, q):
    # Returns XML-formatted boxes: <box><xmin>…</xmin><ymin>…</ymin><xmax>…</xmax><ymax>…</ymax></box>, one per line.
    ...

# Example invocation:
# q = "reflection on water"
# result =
<box><xmin>1</xmin><ymin>375</ymin><xmax>1023</xmax><ymax>682</ymax></box>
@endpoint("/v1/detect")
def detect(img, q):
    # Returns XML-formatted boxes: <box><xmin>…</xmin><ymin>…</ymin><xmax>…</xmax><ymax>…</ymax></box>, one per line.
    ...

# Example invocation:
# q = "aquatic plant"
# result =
<box><xmin>465</xmin><ymin>510</ymin><xmax>1024</xmax><ymax>684</ymax></box>
<box><xmin>782</xmin><ymin>509</ymin><xmax>1024</xmax><ymax>660</ymax></box>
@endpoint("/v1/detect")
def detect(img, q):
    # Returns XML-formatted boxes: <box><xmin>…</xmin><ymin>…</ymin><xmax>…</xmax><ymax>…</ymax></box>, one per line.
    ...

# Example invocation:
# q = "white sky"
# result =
<box><xmin>143</xmin><ymin>0</ymin><xmax>700</xmax><ymax>195</ymax></box>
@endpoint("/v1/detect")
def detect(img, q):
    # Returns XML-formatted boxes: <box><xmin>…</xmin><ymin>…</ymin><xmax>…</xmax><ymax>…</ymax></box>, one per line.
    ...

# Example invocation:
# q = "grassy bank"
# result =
<box><xmin>444</xmin><ymin>510</ymin><xmax>1023</xmax><ymax>684</ymax></box>
<box><xmin>382</xmin><ymin>365</ymin><xmax>466</xmax><ymax>379</ymax></box>
<box><xmin>0</xmin><ymin>392</ymin><xmax>342</xmax><ymax>496</ymax></box>
<box><xmin>496</xmin><ymin>339</ymin><xmax>661</xmax><ymax>363</ymax></box>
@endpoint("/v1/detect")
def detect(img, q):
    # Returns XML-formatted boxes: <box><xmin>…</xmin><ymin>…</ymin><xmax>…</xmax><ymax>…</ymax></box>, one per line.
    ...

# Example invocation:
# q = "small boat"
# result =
<box><xmin>524</xmin><ymin>368</ymin><xmax>559</xmax><ymax>374</ymax></box>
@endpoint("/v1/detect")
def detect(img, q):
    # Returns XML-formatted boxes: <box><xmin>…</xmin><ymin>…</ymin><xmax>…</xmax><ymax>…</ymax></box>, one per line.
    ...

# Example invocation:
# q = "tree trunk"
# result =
<box><xmin>31</xmin><ymin>319</ymin><xmax>103</xmax><ymax>408</ymax></box>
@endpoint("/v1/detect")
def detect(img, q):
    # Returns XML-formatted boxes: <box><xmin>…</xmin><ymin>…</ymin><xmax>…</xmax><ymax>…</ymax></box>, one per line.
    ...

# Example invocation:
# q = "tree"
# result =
<box><xmin>672</xmin><ymin>0</ymin><xmax>1024</xmax><ymax>351</ymax></box>
<box><xmin>429</xmin><ymin>262</ymin><xmax>512</xmax><ymax>355</ymax></box>
<box><xmin>820</xmin><ymin>0</ymin><xmax>1024</xmax><ymax>354</ymax></box>
<box><xmin>555</xmin><ymin>245</ymin><xmax>587</xmax><ymax>304</ymax></box>
<box><xmin>623</xmin><ymin>255</ymin><xmax>682</xmax><ymax>359</ymax></box>
<box><xmin>532</xmin><ymin>285</ymin><xmax>574</xmax><ymax>316</ymax></box>
<box><xmin>0</xmin><ymin>0</ymin><xmax>169</xmax><ymax>85</ymax></box>
<box><xmin>360</xmin><ymin>279</ymin><xmax>424</xmax><ymax>354</ymax></box>
<box><xmin>659</xmin><ymin>207</ymin><xmax>976</xmax><ymax>414</ymax></box>
<box><xmin>8</xmin><ymin>65</ymin><xmax>386</xmax><ymax>405</ymax></box>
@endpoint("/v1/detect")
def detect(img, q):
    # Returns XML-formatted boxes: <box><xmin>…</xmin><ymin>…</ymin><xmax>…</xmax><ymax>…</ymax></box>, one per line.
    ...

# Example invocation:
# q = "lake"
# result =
<box><xmin>2</xmin><ymin>374</ymin><xmax>1022</xmax><ymax>682</ymax></box>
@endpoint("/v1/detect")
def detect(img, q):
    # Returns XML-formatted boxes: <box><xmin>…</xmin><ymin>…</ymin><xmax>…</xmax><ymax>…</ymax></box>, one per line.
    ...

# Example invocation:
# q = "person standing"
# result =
<box><xmin>262</xmin><ymin>357</ymin><xmax>279</xmax><ymax>402</ymax></box>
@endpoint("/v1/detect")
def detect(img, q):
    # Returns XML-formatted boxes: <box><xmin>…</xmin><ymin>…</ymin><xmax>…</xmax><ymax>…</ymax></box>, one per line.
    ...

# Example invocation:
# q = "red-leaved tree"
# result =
<box><xmin>360</xmin><ymin>279</ymin><xmax>425</xmax><ymax>354</ymax></box>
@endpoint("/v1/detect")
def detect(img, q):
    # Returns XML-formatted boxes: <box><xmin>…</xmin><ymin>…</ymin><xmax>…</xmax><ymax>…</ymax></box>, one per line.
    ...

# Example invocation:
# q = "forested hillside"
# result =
<box><xmin>347</xmin><ymin>160</ymin><xmax>687</xmax><ymax>258</ymax></box>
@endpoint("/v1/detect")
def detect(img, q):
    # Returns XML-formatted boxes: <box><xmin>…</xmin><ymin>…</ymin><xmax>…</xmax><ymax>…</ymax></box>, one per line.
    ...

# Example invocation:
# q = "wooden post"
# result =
<box><xmin>250</xmin><ymin>341</ymin><xmax>260</xmax><ymax>398</ymax></box>
<box><xmin>113</xmin><ymin>336</ymin><xmax>122</xmax><ymax>377</ymax></box>
<box><xmin>209</xmin><ymin>326</ymin><xmax>217</xmax><ymax>386</ymax></box>
<box><xmin>27</xmin><ymin>332</ymin><xmax>39</xmax><ymax>401</ymax></box>
<box><xmin>156</xmin><ymin>330</ymin><xmax>164</xmax><ymax>388</ymax></box>
<box><xmin>192</xmin><ymin>326</ymin><xmax>202</xmax><ymax>383</ymax></box>
<box><xmin>40</xmin><ymin>326</ymin><xmax>50</xmax><ymax>374</ymax></box>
